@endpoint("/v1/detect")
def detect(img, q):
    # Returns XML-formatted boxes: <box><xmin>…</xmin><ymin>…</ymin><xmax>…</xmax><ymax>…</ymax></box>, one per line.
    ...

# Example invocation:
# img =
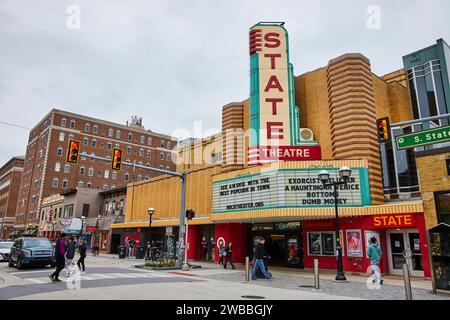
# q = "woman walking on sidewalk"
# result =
<box><xmin>224</xmin><ymin>242</ymin><xmax>235</xmax><ymax>269</ymax></box>
<box><xmin>77</xmin><ymin>239</ymin><xmax>87</xmax><ymax>274</ymax></box>
<box><xmin>217</xmin><ymin>240</ymin><xmax>226</xmax><ymax>267</ymax></box>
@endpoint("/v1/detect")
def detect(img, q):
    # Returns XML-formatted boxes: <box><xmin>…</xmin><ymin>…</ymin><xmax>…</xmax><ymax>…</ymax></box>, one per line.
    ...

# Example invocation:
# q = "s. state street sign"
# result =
<box><xmin>395</xmin><ymin>124</ymin><xmax>450</xmax><ymax>150</ymax></box>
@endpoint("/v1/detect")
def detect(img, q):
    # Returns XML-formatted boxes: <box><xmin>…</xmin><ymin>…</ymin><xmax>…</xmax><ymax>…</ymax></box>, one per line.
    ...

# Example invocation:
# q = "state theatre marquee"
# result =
<box><xmin>212</xmin><ymin>168</ymin><xmax>371</xmax><ymax>214</ymax></box>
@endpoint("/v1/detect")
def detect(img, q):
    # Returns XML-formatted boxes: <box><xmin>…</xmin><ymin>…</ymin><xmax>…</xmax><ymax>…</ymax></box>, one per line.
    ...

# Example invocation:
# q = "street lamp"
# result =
<box><xmin>147</xmin><ymin>208</ymin><xmax>155</xmax><ymax>259</ymax></box>
<box><xmin>80</xmin><ymin>216</ymin><xmax>86</xmax><ymax>241</ymax></box>
<box><xmin>318</xmin><ymin>166</ymin><xmax>352</xmax><ymax>282</ymax></box>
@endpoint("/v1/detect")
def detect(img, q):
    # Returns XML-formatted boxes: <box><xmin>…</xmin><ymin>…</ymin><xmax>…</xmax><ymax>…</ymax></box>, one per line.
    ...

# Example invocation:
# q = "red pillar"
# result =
<box><xmin>187</xmin><ymin>225</ymin><xmax>201</xmax><ymax>260</ymax></box>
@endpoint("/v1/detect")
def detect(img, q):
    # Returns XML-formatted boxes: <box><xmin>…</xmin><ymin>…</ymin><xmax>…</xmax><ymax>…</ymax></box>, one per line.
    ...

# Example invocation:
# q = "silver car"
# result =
<box><xmin>0</xmin><ymin>241</ymin><xmax>14</xmax><ymax>262</ymax></box>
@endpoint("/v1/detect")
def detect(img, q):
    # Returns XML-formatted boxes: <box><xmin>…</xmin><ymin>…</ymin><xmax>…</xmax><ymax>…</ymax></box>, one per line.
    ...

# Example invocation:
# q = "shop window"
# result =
<box><xmin>64</xmin><ymin>204</ymin><xmax>74</xmax><ymax>218</ymax></box>
<box><xmin>446</xmin><ymin>159</ymin><xmax>450</xmax><ymax>176</ymax></box>
<box><xmin>307</xmin><ymin>232</ymin><xmax>336</xmax><ymax>256</ymax></box>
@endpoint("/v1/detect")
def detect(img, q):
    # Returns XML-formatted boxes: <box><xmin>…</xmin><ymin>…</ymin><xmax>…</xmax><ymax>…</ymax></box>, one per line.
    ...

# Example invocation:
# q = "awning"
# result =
<box><xmin>429</xmin><ymin>223</ymin><xmax>450</xmax><ymax>233</ymax></box>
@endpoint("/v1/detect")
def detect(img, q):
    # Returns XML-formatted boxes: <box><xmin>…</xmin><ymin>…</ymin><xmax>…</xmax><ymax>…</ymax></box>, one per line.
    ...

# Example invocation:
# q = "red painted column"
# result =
<box><xmin>215</xmin><ymin>223</ymin><xmax>248</xmax><ymax>263</ymax></box>
<box><xmin>415</xmin><ymin>213</ymin><xmax>431</xmax><ymax>278</ymax></box>
<box><xmin>187</xmin><ymin>225</ymin><xmax>201</xmax><ymax>260</ymax></box>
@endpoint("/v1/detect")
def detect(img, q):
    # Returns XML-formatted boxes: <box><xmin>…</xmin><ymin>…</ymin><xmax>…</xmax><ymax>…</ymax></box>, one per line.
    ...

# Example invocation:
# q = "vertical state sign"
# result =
<box><xmin>249</xmin><ymin>23</ymin><xmax>321</xmax><ymax>164</ymax></box>
<box><xmin>250</xmin><ymin>24</ymin><xmax>291</xmax><ymax>147</ymax></box>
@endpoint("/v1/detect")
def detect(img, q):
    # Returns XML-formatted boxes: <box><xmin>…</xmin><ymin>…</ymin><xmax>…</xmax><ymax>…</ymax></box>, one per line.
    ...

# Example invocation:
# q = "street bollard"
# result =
<box><xmin>245</xmin><ymin>256</ymin><xmax>250</xmax><ymax>283</ymax></box>
<box><xmin>314</xmin><ymin>259</ymin><xmax>320</xmax><ymax>290</ymax></box>
<box><xmin>403</xmin><ymin>264</ymin><xmax>413</xmax><ymax>300</ymax></box>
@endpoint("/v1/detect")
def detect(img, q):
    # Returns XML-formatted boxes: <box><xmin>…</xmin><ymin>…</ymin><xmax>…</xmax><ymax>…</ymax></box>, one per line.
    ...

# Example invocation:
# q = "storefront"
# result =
<box><xmin>249</xmin><ymin>222</ymin><xmax>303</xmax><ymax>267</ymax></box>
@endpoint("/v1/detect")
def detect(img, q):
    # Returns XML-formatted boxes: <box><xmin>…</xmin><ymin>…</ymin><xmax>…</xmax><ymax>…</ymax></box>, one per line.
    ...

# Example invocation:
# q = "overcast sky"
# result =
<box><xmin>0</xmin><ymin>0</ymin><xmax>449</xmax><ymax>165</ymax></box>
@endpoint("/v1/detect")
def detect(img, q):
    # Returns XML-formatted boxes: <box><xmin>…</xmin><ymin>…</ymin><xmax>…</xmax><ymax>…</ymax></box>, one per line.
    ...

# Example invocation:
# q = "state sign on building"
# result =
<box><xmin>248</xmin><ymin>23</ymin><xmax>321</xmax><ymax>164</ymax></box>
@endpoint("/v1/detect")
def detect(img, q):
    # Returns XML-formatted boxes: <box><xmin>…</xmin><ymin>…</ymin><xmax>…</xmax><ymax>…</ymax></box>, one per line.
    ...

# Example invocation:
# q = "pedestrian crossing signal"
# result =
<box><xmin>186</xmin><ymin>209</ymin><xmax>195</xmax><ymax>220</ymax></box>
<box><xmin>112</xmin><ymin>148</ymin><xmax>122</xmax><ymax>171</ymax></box>
<box><xmin>66</xmin><ymin>140</ymin><xmax>80</xmax><ymax>164</ymax></box>
<box><xmin>376</xmin><ymin>117</ymin><xmax>390</xmax><ymax>143</ymax></box>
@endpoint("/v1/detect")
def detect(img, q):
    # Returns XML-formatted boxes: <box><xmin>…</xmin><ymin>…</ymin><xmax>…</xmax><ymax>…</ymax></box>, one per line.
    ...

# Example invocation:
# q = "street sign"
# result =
<box><xmin>395</xmin><ymin>125</ymin><xmax>450</xmax><ymax>150</ymax></box>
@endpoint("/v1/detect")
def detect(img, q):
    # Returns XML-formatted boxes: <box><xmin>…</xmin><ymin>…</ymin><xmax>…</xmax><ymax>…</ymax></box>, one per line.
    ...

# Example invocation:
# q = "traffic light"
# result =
<box><xmin>66</xmin><ymin>140</ymin><xmax>80</xmax><ymax>163</ymax></box>
<box><xmin>112</xmin><ymin>148</ymin><xmax>122</xmax><ymax>171</ymax></box>
<box><xmin>376</xmin><ymin>117</ymin><xmax>390</xmax><ymax>143</ymax></box>
<box><xmin>186</xmin><ymin>209</ymin><xmax>195</xmax><ymax>220</ymax></box>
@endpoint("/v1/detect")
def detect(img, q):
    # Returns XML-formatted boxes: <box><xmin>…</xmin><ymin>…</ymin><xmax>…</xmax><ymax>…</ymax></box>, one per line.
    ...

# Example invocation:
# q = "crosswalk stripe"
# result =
<box><xmin>110</xmin><ymin>273</ymin><xmax>138</xmax><ymax>278</ymax></box>
<box><xmin>26</xmin><ymin>278</ymin><xmax>46</xmax><ymax>284</ymax></box>
<box><xmin>89</xmin><ymin>273</ymin><xmax>115</xmax><ymax>279</ymax></box>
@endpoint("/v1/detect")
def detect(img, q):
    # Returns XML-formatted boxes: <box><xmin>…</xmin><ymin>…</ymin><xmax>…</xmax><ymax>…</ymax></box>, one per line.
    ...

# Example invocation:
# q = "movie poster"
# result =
<box><xmin>346</xmin><ymin>229</ymin><xmax>363</xmax><ymax>257</ymax></box>
<box><xmin>365</xmin><ymin>230</ymin><xmax>381</xmax><ymax>258</ymax></box>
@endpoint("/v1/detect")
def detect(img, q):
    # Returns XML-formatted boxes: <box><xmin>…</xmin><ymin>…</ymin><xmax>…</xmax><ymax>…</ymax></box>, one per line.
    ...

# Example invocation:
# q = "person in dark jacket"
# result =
<box><xmin>224</xmin><ymin>242</ymin><xmax>235</xmax><ymax>269</ymax></box>
<box><xmin>64</xmin><ymin>237</ymin><xmax>76</xmax><ymax>277</ymax></box>
<box><xmin>252</xmin><ymin>238</ymin><xmax>271</xmax><ymax>280</ymax></box>
<box><xmin>77</xmin><ymin>239</ymin><xmax>87</xmax><ymax>273</ymax></box>
<box><xmin>49</xmin><ymin>233</ymin><xmax>67</xmax><ymax>282</ymax></box>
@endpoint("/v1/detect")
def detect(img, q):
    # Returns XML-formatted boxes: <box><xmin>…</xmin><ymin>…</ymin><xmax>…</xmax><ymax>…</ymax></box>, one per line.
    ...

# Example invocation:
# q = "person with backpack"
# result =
<box><xmin>252</xmin><ymin>238</ymin><xmax>271</xmax><ymax>281</ymax></box>
<box><xmin>49</xmin><ymin>233</ymin><xmax>67</xmax><ymax>282</ymax></box>
<box><xmin>217</xmin><ymin>240</ymin><xmax>225</xmax><ymax>267</ymax></box>
<box><xmin>367</xmin><ymin>236</ymin><xmax>383</xmax><ymax>285</ymax></box>
<box><xmin>64</xmin><ymin>237</ymin><xmax>76</xmax><ymax>277</ymax></box>
<box><xmin>224</xmin><ymin>242</ymin><xmax>235</xmax><ymax>270</ymax></box>
<box><xmin>77</xmin><ymin>239</ymin><xmax>87</xmax><ymax>274</ymax></box>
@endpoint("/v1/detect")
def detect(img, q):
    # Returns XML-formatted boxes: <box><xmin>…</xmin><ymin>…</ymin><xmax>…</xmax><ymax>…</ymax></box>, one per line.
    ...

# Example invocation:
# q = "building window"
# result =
<box><xmin>159</xmin><ymin>165</ymin><xmax>164</xmax><ymax>170</ymax></box>
<box><xmin>90</xmin><ymin>153</ymin><xmax>95</xmax><ymax>162</ymax></box>
<box><xmin>79</xmin><ymin>167</ymin><xmax>85</xmax><ymax>175</ymax></box>
<box><xmin>103</xmin><ymin>184</ymin><xmax>108</xmax><ymax>190</ymax></box>
<box><xmin>166</xmin><ymin>166</ymin><xmax>170</xmax><ymax>171</ymax></box>
<box><xmin>146</xmin><ymin>163</ymin><xmax>150</xmax><ymax>167</ymax></box>
<box><xmin>112</xmin><ymin>171</ymin><xmax>118</xmax><ymax>180</ymax></box>
<box><xmin>167</xmin><ymin>141</ymin><xmax>171</xmax><ymax>149</ymax></box>
<box><xmin>59</xmin><ymin>132</ymin><xmax>65</xmax><ymax>142</ymax></box>
<box><xmin>125</xmin><ymin>173</ymin><xmax>129</xmax><ymax>181</ymax></box>
<box><xmin>55</xmin><ymin>162</ymin><xmax>61</xmax><ymax>172</ymax></box>
<box><xmin>64</xmin><ymin>204</ymin><xmax>74</xmax><ymax>218</ymax></box>
<box><xmin>116</xmin><ymin>130</ymin><xmax>121</xmax><ymax>139</ymax></box>
<box><xmin>85</xmin><ymin>123</ymin><xmax>90</xmax><ymax>132</ymax></box>
<box><xmin>137</xmin><ymin>175</ymin><xmax>142</xmax><ymax>181</ymax></box>
<box><xmin>166</xmin><ymin>152</ymin><xmax>171</xmax><ymax>161</ymax></box>
<box><xmin>70</xmin><ymin>120</ymin><xmax>75</xmax><ymax>129</ymax></box>
<box><xmin>107</xmin><ymin>142</ymin><xmax>112</xmax><ymax>150</ymax></box>
<box><xmin>115</xmin><ymin>143</ymin><xmax>120</xmax><ymax>149</ymax></box>
<box><xmin>64</xmin><ymin>164</ymin><xmax>70</xmax><ymax>173</ymax></box>
<box><xmin>52</xmin><ymin>178</ymin><xmax>59</xmax><ymax>188</ymax></box>
<box><xmin>160</xmin><ymin>152</ymin><xmax>164</xmax><ymax>160</ymax></box>
<box><xmin>88</xmin><ymin>167</ymin><xmax>94</xmax><ymax>177</ymax></box>
<box><xmin>307</xmin><ymin>232</ymin><xmax>336</xmax><ymax>256</ymax></box>
<box><xmin>104</xmin><ymin>170</ymin><xmax>109</xmax><ymax>179</ymax></box>
<box><xmin>91</xmin><ymin>139</ymin><xmax>97</xmax><ymax>147</ymax></box>
<box><xmin>139</xmin><ymin>148</ymin><xmax>144</xmax><ymax>156</ymax></box>
<box><xmin>62</xmin><ymin>179</ymin><xmax>68</xmax><ymax>189</ymax></box>
<box><xmin>435</xmin><ymin>191</ymin><xmax>450</xmax><ymax>225</ymax></box>
<box><xmin>78</xmin><ymin>181</ymin><xmax>84</xmax><ymax>188</ymax></box>
<box><xmin>87</xmin><ymin>182</ymin><xmax>93</xmax><ymax>188</ymax></box>
<box><xmin>128</xmin><ymin>133</ymin><xmax>133</xmax><ymax>141</ymax></box>
<box><xmin>147</xmin><ymin>150</ymin><xmax>151</xmax><ymax>158</ymax></box>
<box><xmin>81</xmin><ymin>153</ymin><xmax>87</xmax><ymax>161</ymax></box>
<box><xmin>160</xmin><ymin>140</ymin><xmax>165</xmax><ymax>148</ymax></box>
<box><xmin>108</xmin><ymin>128</ymin><xmax>113</xmax><ymax>137</ymax></box>
<box><xmin>127</xmin><ymin>146</ymin><xmax>132</xmax><ymax>154</ymax></box>
<box><xmin>39</xmin><ymin>149</ymin><xmax>43</xmax><ymax>158</ymax></box>
<box><xmin>140</xmin><ymin>136</ymin><xmax>145</xmax><ymax>144</ymax></box>
<box><xmin>93</xmin><ymin>125</ymin><xmax>98</xmax><ymax>134</ymax></box>
<box><xmin>83</xmin><ymin>138</ymin><xmax>88</xmax><ymax>146</ymax></box>
<box><xmin>57</xmin><ymin>148</ymin><xmax>63</xmax><ymax>156</ymax></box>
<box><xmin>148</xmin><ymin>137</ymin><xmax>152</xmax><ymax>145</ymax></box>
<box><xmin>61</xmin><ymin>118</ymin><xmax>67</xmax><ymax>127</ymax></box>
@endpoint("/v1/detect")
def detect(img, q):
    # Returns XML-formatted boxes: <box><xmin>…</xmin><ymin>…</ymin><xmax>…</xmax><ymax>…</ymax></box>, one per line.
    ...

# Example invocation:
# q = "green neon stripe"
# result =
<box><xmin>250</xmin><ymin>53</ymin><xmax>260</xmax><ymax>146</ymax></box>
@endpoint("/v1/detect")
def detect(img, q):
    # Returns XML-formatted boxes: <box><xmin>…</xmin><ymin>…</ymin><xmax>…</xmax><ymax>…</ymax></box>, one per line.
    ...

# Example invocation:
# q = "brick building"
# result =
<box><xmin>15</xmin><ymin>110</ymin><xmax>177</xmax><ymax>232</ymax></box>
<box><xmin>0</xmin><ymin>156</ymin><xmax>24</xmax><ymax>239</ymax></box>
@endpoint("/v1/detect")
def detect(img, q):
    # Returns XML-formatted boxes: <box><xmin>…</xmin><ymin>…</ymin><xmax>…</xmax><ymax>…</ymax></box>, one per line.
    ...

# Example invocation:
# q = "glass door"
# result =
<box><xmin>388</xmin><ymin>232</ymin><xmax>406</xmax><ymax>275</ymax></box>
<box><xmin>407</xmin><ymin>232</ymin><xmax>424</xmax><ymax>277</ymax></box>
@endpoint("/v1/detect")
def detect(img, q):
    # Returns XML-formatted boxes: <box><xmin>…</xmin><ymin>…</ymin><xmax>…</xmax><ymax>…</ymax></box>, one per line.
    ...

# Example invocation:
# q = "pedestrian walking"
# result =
<box><xmin>125</xmin><ymin>237</ymin><xmax>130</xmax><ymax>257</ymax></box>
<box><xmin>251</xmin><ymin>238</ymin><xmax>271</xmax><ymax>280</ymax></box>
<box><xmin>217</xmin><ymin>240</ymin><xmax>225</xmax><ymax>267</ymax></box>
<box><xmin>64</xmin><ymin>237</ymin><xmax>76</xmax><ymax>277</ymax></box>
<box><xmin>367</xmin><ymin>236</ymin><xmax>383</xmax><ymax>285</ymax></box>
<box><xmin>128</xmin><ymin>238</ymin><xmax>136</xmax><ymax>258</ymax></box>
<box><xmin>49</xmin><ymin>232</ymin><xmax>67</xmax><ymax>282</ymax></box>
<box><xmin>224</xmin><ymin>242</ymin><xmax>235</xmax><ymax>270</ymax></box>
<box><xmin>77</xmin><ymin>239</ymin><xmax>87</xmax><ymax>274</ymax></box>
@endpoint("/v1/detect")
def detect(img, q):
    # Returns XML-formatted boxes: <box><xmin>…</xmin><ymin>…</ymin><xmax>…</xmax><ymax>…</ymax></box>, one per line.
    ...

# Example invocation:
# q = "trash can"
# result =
<box><xmin>135</xmin><ymin>246</ymin><xmax>145</xmax><ymax>259</ymax></box>
<box><xmin>118</xmin><ymin>246</ymin><xmax>126</xmax><ymax>259</ymax></box>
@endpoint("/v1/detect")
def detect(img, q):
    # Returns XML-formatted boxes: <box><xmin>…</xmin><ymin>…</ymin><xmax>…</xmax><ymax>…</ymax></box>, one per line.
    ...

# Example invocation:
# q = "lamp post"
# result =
<box><xmin>318</xmin><ymin>166</ymin><xmax>352</xmax><ymax>282</ymax></box>
<box><xmin>80</xmin><ymin>216</ymin><xmax>86</xmax><ymax>241</ymax></box>
<box><xmin>147</xmin><ymin>208</ymin><xmax>155</xmax><ymax>259</ymax></box>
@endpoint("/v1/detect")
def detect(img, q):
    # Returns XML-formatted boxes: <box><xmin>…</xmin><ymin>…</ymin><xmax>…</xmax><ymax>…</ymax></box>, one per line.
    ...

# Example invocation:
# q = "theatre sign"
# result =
<box><xmin>212</xmin><ymin>167</ymin><xmax>371</xmax><ymax>214</ymax></box>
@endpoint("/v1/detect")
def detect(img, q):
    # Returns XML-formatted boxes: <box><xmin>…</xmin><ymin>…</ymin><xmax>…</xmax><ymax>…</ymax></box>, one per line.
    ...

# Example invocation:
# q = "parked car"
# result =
<box><xmin>8</xmin><ymin>237</ymin><xmax>55</xmax><ymax>269</ymax></box>
<box><xmin>0</xmin><ymin>241</ymin><xmax>14</xmax><ymax>262</ymax></box>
